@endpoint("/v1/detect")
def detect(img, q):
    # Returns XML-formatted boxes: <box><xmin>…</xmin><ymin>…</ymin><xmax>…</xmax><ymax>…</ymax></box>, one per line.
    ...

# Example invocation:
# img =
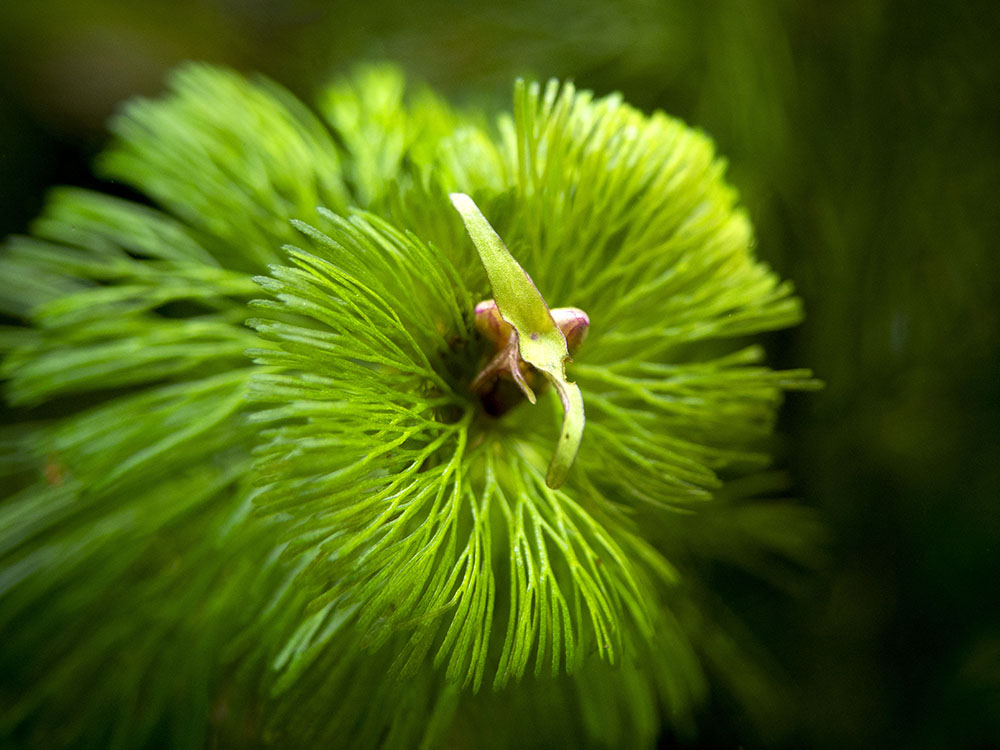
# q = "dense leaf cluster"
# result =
<box><xmin>0</xmin><ymin>63</ymin><xmax>818</xmax><ymax>748</ymax></box>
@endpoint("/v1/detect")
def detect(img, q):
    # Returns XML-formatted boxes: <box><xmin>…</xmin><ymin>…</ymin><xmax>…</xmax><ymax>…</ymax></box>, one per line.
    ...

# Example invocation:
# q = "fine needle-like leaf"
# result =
<box><xmin>449</xmin><ymin>192</ymin><xmax>584</xmax><ymax>488</ymax></box>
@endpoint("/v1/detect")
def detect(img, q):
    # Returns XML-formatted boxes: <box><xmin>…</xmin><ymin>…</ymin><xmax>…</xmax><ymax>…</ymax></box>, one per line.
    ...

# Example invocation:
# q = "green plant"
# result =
<box><xmin>0</xmin><ymin>63</ymin><xmax>820</xmax><ymax>748</ymax></box>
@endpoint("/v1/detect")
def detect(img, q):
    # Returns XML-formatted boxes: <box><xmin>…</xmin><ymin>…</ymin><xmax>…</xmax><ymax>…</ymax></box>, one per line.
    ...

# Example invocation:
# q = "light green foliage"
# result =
<box><xmin>0</xmin><ymin>62</ymin><xmax>819</xmax><ymax>748</ymax></box>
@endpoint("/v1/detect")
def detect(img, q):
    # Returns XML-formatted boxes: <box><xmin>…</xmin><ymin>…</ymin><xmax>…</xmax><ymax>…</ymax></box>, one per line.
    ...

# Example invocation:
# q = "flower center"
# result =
<box><xmin>449</xmin><ymin>192</ymin><xmax>587</xmax><ymax>488</ymax></box>
<box><xmin>470</xmin><ymin>299</ymin><xmax>589</xmax><ymax>417</ymax></box>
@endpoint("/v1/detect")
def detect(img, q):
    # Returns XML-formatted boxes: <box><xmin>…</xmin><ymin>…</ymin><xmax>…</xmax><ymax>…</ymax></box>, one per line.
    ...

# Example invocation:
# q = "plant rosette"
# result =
<box><xmin>0</xmin><ymin>64</ymin><xmax>820</xmax><ymax>748</ymax></box>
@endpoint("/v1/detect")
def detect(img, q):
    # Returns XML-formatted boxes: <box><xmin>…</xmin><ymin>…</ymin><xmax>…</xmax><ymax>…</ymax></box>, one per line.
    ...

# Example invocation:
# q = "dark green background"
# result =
<box><xmin>2</xmin><ymin>1</ymin><xmax>998</xmax><ymax>746</ymax></box>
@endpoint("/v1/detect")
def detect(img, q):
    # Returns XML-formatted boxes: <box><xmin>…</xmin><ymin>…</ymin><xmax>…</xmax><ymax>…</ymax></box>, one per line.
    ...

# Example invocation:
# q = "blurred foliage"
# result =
<box><xmin>1</xmin><ymin>0</ymin><xmax>998</xmax><ymax>747</ymax></box>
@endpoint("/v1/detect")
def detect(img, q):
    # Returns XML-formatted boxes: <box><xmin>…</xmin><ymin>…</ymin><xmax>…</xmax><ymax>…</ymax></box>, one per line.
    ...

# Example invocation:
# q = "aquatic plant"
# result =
<box><xmin>0</xmin><ymin>63</ymin><xmax>818</xmax><ymax>748</ymax></box>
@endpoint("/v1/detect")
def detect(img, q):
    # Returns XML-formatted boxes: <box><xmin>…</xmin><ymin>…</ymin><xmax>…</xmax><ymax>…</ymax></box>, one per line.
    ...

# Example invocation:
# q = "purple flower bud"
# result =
<box><xmin>551</xmin><ymin>307</ymin><xmax>590</xmax><ymax>355</ymax></box>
